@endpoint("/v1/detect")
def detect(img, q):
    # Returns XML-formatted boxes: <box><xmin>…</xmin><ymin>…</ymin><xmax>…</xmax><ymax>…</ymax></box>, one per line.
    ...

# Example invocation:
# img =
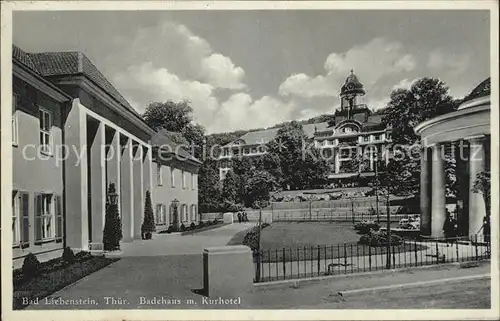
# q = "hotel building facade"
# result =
<box><xmin>218</xmin><ymin>71</ymin><xmax>392</xmax><ymax>185</ymax></box>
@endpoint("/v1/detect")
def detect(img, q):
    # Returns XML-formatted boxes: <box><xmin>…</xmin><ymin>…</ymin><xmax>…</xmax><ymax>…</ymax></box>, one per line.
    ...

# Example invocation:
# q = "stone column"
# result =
<box><xmin>334</xmin><ymin>149</ymin><xmax>340</xmax><ymax>173</ymax></box>
<box><xmin>420</xmin><ymin>146</ymin><xmax>432</xmax><ymax>236</ymax></box>
<box><xmin>468</xmin><ymin>136</ymin><xmax>486</xmax><ymax>238</ymax></box>
<box><xmin>89</xmin><ymin>121</ymin><xmax>106</xmax><ymax>250</ymax></box>
<box><xmin>133</xmin><ymin>144</ymin><xmax>144</xmax><ymax>239</ymax></box>
<box><xmin>107</xmin><ymin>130</ymin><xmax>121</xmax><ymax>216</ymax></box>
<box><xmin>142</xmin><ymin>145</ymin><xmax>153</xmax><ymax>213</ymax></box>
<box><xmin>64</xmin><ymin>100</ymin><xmax>89</xmax><ymax>251</ymax></box>
<box><xmin>431</xmin><ymin>143</ymin><xmax>446</xmax><ymax>238</ymax></box>
<box><xmin>120</xmin><ymin>137</ymin><xmax>134</xmax><ymax>242</ymax></box>
<box><xmin>455</xmin><ymin>140</ymin><xmax>469</xmax><ymax>236</ymax></box>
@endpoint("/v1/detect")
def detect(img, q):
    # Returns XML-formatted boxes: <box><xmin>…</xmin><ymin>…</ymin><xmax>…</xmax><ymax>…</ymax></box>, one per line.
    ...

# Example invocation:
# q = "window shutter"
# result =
<box><xmin>21</xmin><ymin>192</ymin><xmax>30</xmax><ymax>246</ymax></box>
<box><xmin>55</xmin><ymin>195</ymin><xmax>63</xmax><ymax>242</ymax></box>
<box><xmin>155</xmin><ymin>204</ymin><xmax>161</xmax><ymax>224</ymax></box>
<box><xmin>34</xmin><ymin>194</ymin><xmax>42</xmax><ymax>242</ymax></box>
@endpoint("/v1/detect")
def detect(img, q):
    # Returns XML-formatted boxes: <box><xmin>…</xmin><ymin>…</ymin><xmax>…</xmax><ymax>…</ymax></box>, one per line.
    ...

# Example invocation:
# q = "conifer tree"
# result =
<box><xmin>103</xmin><ymin>183</ymin><xmax>122</xmax><ymax>251</ymax></box>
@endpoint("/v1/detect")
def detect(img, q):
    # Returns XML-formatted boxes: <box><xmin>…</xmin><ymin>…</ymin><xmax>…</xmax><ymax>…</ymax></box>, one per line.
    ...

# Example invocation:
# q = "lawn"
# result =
<box><xmin>227</xmin><ymin>222</ymin><xmax>427</xmax><ymax>263</ymax></box>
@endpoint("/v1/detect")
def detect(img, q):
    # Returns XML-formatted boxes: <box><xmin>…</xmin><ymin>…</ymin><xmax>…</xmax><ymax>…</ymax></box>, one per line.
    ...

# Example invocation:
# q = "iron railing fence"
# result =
<box><xmin>253</xmin><ymin>235</ymin><xmax>490</xmax><ymax>283</ymax></box>
<box><xmin>270</xmin><ymin>210</ymin><xmax>418</xmax><ymax>223</ymax></box>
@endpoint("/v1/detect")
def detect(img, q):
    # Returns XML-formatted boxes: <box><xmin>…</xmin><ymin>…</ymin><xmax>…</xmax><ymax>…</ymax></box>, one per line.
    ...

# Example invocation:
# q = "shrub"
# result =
<box><xmin>180</xmin><ymin>223</ymin><xmax>186</xmax><ymax>232</ymax></box>
<box><xmin>103</xmin><ymin>183</ymin><xmax>122</xmax><ymax>251</ymax></box>
<box><xmin>62</xmin><ymin>247</ymin><xmax>75</xmax><ymax>264</ymax></box>
<box><xmin>198</xmin><ymin>221</ymin><xmax>205</xmax><ymax>228</ymax></box>
<box><xmin>166</xmin><ymin>225</ymin><xmax>176</xmax><ymax>233</ymax></box>
<box><xmin>261</xmin><ymin>222</ymin><xmax>270</xmax><ymax>229</ymax></box>
<box><xmin>243</xmin><ymin>227</ymin><xmax>260</xmax><ymax>251</ymax></box>
<box><xmin>190</xmin><ymin>222</ymin><xmax>196</xmax><ymax>229</ymax></box>
<box><xmin>358</xmin><ymin>230</ymin><xmax>403</xmax><ymax>247</ymax></box>
<box><xmin>141</xmin><ymin>190</ymin><xmax>156</xmax><ymax>238</ymax></box>
<box><xmin>22</xmin><ymin>253</ymin><xmax>41</xmax><ymax>279</ymax></box>
<box><xmin>354</xmin><ymin>221</ymin><xmax>380</xmax><ymax>235</ymax></box>
<box><xmin>213</xmin><ymin>218</ymin><xmax>219</xmax><ymax>224</ymax></box>
<box><xmin>75</xmin><ymin>251</ymin><xmax>92</xmax><ymax>260</ymax></box>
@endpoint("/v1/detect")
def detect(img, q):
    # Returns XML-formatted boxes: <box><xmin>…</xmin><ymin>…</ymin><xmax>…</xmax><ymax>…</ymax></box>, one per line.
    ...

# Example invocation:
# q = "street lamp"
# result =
<box><xmin>106</xmin><ymin>183</ymin><xmax>119</xmax><ymax>206</ymax></box>
<box><xmin>172</xmin><ymin>198</ymin><xmax>180</xmax><ymax>227</ymax></box>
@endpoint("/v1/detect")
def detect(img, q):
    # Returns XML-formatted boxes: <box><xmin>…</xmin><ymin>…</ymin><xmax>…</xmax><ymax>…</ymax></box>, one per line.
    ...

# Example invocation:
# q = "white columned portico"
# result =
<box><xmin>431</xmin><ymin>143</ymin><xmax>446</xmax><ymax>238</ymax></box>
<box><xmin>468</xmin><ymin>136</ymin><xmax>486</xmax><ymax>238</ymax></box>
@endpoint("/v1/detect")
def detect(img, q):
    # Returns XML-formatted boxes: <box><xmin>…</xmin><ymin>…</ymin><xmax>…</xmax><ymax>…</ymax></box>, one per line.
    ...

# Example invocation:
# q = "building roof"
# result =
<box><xmin>26</xmin><ymin>50</ymin><xmax>139</xmax><ymax>116</ymax></box>
<box><xmin>225</xmin><ymin>122</ymin><xmax>329</xmax><ymax>147</ymax></box>
<box><xmin>152</xmin><ymin>129</ymin><xmax>201</xmax><ymax>165</ymax></box>
<box><xmin>462</xmin><ymin>77</ymin><xmax>490</xmax><ymax>103</ymax></box>
<box><xmin>12</xmin><ymin>45</ymin><xmax>41</xmax><ymax>74</ymax></box>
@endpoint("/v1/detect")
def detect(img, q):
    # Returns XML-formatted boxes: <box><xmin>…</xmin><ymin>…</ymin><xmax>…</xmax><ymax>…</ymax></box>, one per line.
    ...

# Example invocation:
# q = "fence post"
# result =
<box><xmin>343</xmin><ymin>243</ymin><xmax>348</xmax><ymax>274</ymax></box>
<box><xmin>455</xmin><ymin>239</ymin><xmax>459</xmax><ymax>262</ymax></box>
<box><xmin>317</xmin><ymin>245</ymin><xmax>321</xmax><ymax>276</ymax></box>
<box><xmin>282</xmin><ymin>248</ymin><xmax>286</xmax><ymax>280</ymax></box>
<box><xmin>475</xmin><ymin>234</ymin><xmax>479</xmax><ymax>261</ymax></box>
<box><xmin>414</xmin><ymin>240</ymin><xmax>418</xmax><ymax>267</ymax></box>
<box><xmin>369</xmin><ymin>246</ymin><xmax>372</xmax><ymax>271</ymax></box>
<box><xmin>435</xmin><ymin>241</ymin><xmax>439</xmax><ymax>264</ymax></box>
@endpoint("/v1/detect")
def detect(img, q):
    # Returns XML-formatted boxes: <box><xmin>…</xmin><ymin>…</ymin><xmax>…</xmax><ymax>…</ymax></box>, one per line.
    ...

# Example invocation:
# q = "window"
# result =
<box><xmin>169</xmin><ymin>205</ymin><xmax>174</xmax><ymax>224</ymax></box>
<box><xmin>12</xmin><ymin>191</ymin><xmax>20</xmax><ymax>246</ymax></box>
<box><xmin>363</xmin><ymin>136</ymin><xmax>370</xmax><ymax>142</ymax></box>
<box><xmin>181</xmin><ymin>204</ymin><xmax>188</xmax><ymax>222</ymax></box>
<box><xmin>191</xmin><ymin>173</ymin><xmax>195</xmax><ymax>190</ymax></box>
<box><xmin>12</xmin><ymin>94</ymin><xmax>18</xmax><ymax>146</ymax></box>
<box><xmin>374</xmin><ymin>134</ymin><xmax>381</xmax><ymax>141</ymax></box>
<box><xmin>155</xmin><ymin>204</ymin><xmax>167</xmax><ymax>225</ymax></box>
<box><xmin>171</xmin><ymin>168</ymin><xmax>175</xmax><ymax>187</ymax></box>
<box><xmin>35</xmin><ymin>194</ymin><xmax>62</xmax><ymax>242</ymax></box>
<box><xmin>182</xmin><ymin>170</ymin><xmax>186</xmax><ymax>189</ymax></box>
<box><xmin>156</xmin><ymin>163</ymin><xmax>163</xmax><ymax>186</ymax></box>
<box><xmin>223</xmin><ymin>149</ymin><xmax>229</xmax><ymax>156</ymax></box>
<box><xmin>39</xmin><ymin>108</ymin><xmax>53</xmax><ymax>154</ymax></box>
<box><xmin>191</xmin><ymin>205</ymin><xmax>197</xmax><ymax>221</ymax></box>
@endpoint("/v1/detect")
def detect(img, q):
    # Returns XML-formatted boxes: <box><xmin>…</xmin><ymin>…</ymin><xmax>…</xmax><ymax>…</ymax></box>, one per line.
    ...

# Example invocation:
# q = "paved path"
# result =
<box><xmin>119</xmin><ymin>222</ymin><xmax>253</xmax><ymax>256</ymax></box>
<box><xmin>27</xmin><ymin>223</ymin><xmax>254</xmax><ymax>310</ymax></box>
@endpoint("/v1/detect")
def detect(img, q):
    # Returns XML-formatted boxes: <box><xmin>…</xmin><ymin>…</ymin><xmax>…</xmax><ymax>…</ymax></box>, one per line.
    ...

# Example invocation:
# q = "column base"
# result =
<box><xmin>89</xmin><ymin>242</ymin><xmax>104</xmax><ymax>251</ymax></box>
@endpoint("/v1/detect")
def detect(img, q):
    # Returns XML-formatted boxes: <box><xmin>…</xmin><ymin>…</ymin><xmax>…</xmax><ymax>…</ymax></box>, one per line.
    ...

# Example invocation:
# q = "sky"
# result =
<box><xmin>13</xmin><ymin>10</ymin><xmax>490</xmax><ymax>133</ymax></box>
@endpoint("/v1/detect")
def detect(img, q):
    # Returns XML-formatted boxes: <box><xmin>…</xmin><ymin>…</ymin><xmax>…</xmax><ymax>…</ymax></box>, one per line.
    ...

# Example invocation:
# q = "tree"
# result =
<box><xmin>372</xmin><ymin>158</ymin><xmax>412</xmax><ymax>268</ymax></box>
<box><xmin>245</xmin><ymin>170</ymin><xmax>278</xmax><ymax>209</ymax></box>
<box><xmin>382</xmin><ymin>77</ymin><xmax>461</xmax><ymax>196</ymax></box>
<box><xmin>143</xmin><ymin>100</ymin><xmax>205</xmax><ymax>159</ymax></box>
<box><xmin>221</xmin><ymin>170</ymin><xmax>240</xmax><ymax>210</ymax></box>
<box><xmin>268</xmin><ymin>121</ymin><xmax>329</xmax><ymax>190</ymax></box>
<box><xmin>198</xmin><ymin>158</ymin><xmax>223</xmax><ymax>213</ymax></box>
<box><xmin>103</xmin><ymin>183</ymin><xmax>122</xmax><ymax>251</ymax></box>
<box><xmin>144</xmin><ymin>100</ymin><xmax>194</xmax><ymax>132</ymax></box>
<box><xmin>141</xmin><ymin>190</ymin><xmax>155</xmax><ymax>239</ymax></box>
<box><xmin>472</xmin><ymin>170</ymin><xmax>490</xmax><ymax>217</ymax></box>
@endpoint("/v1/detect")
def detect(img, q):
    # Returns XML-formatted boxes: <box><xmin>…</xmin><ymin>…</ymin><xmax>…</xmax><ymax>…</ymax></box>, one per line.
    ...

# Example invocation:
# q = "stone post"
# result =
<box><xmin>203</xmin><ymin>246</ymin><xmax>254</xmax><ymax>297</ymax></box>
<box><xmin>431</xmin><ymin>143</ymin><xmax>446</xmax><ymax>238</ymax></box>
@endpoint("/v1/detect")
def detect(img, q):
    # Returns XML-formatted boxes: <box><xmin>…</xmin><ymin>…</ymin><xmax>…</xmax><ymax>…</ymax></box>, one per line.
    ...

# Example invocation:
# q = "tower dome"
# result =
<box><xmin>340</xmin><ymin>69</ymin><xmax>366</xmax><ymax>97</ymax></box>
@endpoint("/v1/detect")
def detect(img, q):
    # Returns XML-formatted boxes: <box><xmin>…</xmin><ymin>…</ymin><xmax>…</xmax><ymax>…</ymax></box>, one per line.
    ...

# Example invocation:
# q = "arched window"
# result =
<box><xmin>182</xmin><ymin>204</ymin><xmax>188</xmax><ymax>222</ymax></box>
<box><xmin>191</xmin><ymin>205</ymin><xmax>197</xmax><ymax>221</ymax></box>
